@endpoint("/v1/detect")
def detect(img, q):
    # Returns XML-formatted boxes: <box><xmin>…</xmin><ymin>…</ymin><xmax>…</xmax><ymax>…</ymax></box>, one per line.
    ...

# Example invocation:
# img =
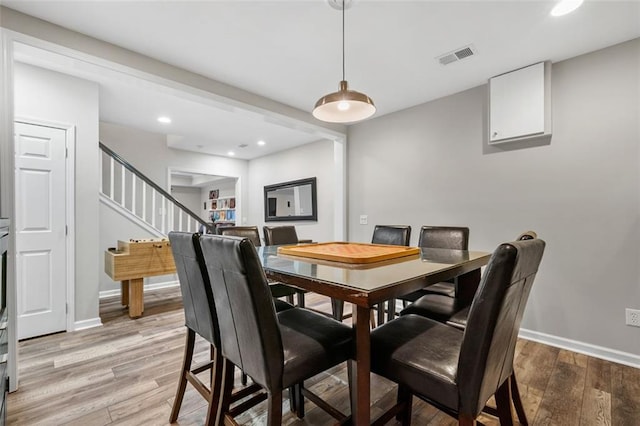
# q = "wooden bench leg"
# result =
<box><xmin>121</xmin><ymin>280</ymin><xmax>129</xmax><ymax>306</ymax></box>
<box><xmin>128</xmin><ymin>278</ymin><xmax>144</xmax><ymax>318</ymax></box>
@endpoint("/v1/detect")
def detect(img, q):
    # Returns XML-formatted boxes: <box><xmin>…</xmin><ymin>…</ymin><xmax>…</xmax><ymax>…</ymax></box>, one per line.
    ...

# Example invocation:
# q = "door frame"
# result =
<box><xmin>15</xmin><ymin>117</ymin><xmax>75</xmax><ymax>335</ymax></box>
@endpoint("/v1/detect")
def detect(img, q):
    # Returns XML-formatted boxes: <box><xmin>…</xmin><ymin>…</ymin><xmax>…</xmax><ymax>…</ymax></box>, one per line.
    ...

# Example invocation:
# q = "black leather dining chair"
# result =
<box><xmin>263</xmin><ymin>225</ymin><xmax>300</xmax><ymax>246</ymax></box>
<box><xmin>261</xmin><ymin>225</ymin><xmax>307</xmax><ymax>308</ymax></box>
<box><xmin>198</xmin><ymin>234</ymin><xmax>355</xmax><ymax>425</ymax></box>
<box><xmin>444</xmin><ymin>230</ymin><xmax>539</xmax><ymax>425</ymax></box>
<box><xmin>398</xmin><ymin>226</ymin><xmax>474</xmax><ymax>321</ymax></box>
<box><xmin>167</xmin><ymin>232</ymin><xmax>293</xmax><ymax>425</ymax></box>
<box><xmin>370</xmin><ymin>225</ymin><xmax>412</xmax><ymax>324</ymax></box>
<box><xmin>370</xmin><ymin>237</ymin><xmax>546</xmax><ymax>425</ymax></box>
<box><xmin>220</xmin><ymin>226</ymin><xmax>303</xmax><ymax>306</ymax></box>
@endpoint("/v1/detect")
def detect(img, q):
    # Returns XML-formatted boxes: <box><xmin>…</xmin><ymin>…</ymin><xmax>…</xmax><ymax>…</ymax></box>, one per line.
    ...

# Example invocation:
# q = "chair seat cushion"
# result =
<box><xmin>273</xmin><ymin>299</ymin><xmax>294</xmax><ymax>312</ymax></box>
<box><xmin>278</xmin><ymin>308</ymin><xmax>354</xmax><ymax>388</ymax></box>
<box><xmin>269</xmin><ymin>282</ymin><xmax>301</xmax><ymax>298</ymax></box>
<box><xmin>400</xmin><ymin>293</ymin><xmax>467</xmax><ymax>322</ymax></box>
<box><xmin>371</xmin><ymin>314</ymin><xmax>462</xmax><ymax>410</ymax></box>
<box><xmin>400</xmin><ymin>282</ymin><xmax>456</xmax><ymax>303</ymax></box>
<box><xmin>423</xmin><ymin>281</ymin><xmax>456</xmax><ymax>297</ymax></box>
<box><xmin>446</xmin><ymin>306</ymin><xmax>470</xmax><ymax>330</ymax></box>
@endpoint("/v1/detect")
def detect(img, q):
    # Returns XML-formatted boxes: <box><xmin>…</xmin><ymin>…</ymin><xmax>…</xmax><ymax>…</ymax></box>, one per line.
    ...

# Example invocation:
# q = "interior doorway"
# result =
<box><xmin>168</xmin><ymin>169</ymin><xmax>240</xmax><ymax>233</ymax></box>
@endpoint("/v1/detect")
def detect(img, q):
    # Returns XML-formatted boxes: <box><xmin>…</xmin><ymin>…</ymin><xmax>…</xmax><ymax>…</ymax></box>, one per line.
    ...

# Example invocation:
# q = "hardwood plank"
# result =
<box><xmin>580</xmin><ymin>388</ymin><xmax>611</xmax><ymax>426</ymax></box>
<box><xmin>585</xmin><ymin>356</ymin><xmax>612</xmax><ymax>393</ymax></box>
<box><xmin>611</xmin><ymin>363</ymin><xmax>640</xmax><ymax>425</ymax></box>
<box><xmin>6</xmin><ymin>287</ymin><xmax>640</xmax><ymax>426</ymax></box>
<box><xmin>533</xmin><ymin>353</ymin><xmax>587</xmax><ymax>425</ymax></box>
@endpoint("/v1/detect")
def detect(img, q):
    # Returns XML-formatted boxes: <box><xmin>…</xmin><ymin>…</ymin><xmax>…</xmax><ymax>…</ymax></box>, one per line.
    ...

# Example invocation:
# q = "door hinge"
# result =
<box><xmin>66</xmin><ymin>303</ymin><xmax>68</xmax><ymax>314</ymax></box>
<box><xmin>65</xmin><ymin>225</ymin><xmax>68</xmax><ymax>236</ymax></box>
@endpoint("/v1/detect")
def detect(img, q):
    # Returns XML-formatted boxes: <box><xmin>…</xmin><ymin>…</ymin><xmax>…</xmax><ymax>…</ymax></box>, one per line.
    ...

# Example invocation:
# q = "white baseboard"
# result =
<box><xmin>99</xmin><ymin>280</ymin><xmax>180</xmax><ymax>299</ymax></box>
<box><xmin>73</xmin><ymin>317</ymin><xmax>103</xmax><ymax>331</ymax></box>
<box><xmin>519</xmin><ymin>328</ymin><xmax>640</xmax><ymax>369</ymax></box>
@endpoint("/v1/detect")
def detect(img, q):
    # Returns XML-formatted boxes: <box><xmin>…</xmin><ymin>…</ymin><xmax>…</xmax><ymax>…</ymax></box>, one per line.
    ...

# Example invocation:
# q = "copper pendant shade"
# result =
<box><xmin>312</xmin><ymin>1</ymin><xmax>375</xmax><ymax>123</ymax></box>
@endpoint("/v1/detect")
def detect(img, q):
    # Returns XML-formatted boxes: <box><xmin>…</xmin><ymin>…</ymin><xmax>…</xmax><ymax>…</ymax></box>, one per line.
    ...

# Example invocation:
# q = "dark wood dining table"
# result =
<box><xmin>257</xmin><ymin>243</ymin><xmax>492</xmax><ymax>425</ymax></box>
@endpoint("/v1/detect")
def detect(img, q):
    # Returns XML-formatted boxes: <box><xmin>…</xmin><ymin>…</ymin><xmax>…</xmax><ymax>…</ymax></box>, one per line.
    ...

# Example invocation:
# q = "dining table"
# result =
<box><xmin>257</xmin><ymin>242</ymin><xmax>492</xmax><ymax>426</ymax></box>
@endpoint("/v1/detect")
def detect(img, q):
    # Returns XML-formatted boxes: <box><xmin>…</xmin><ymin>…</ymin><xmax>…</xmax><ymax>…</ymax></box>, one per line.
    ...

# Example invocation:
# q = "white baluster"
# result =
<box><xmin>120</xmin><ymin>164</ymin><xmax>126</xmax><ymax>207</ymax></box>
<box><xmin>131</xmin><ymin>175</ymin><xmax>136</xmax><ymax>216</ymax></box>
<box><xmin>152</xmin><ymin>191</ymin><xmax>157</xmax><ymax>228</ymax></box>
<box><xmin>109</xmin><ymin>158</ymin><xmax>115</xmax><ymax>200</ymax></box>
<box><xmin>142</xmin><ymin>182</ymin><xmax>147</xmax><ymax>223</ymax></box>
<box><xmin>178</xmin><ymin>210</ymin><xmax>183</xmax><ymax>231</ymax></box>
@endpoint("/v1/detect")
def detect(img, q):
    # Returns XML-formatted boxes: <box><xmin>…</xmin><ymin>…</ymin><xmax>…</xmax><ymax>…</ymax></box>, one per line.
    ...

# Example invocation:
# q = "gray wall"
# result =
<box><xmin>14</xmin><ymin>63</ymin><xmax>100</xmax><ymax>324</ymax></box>
<box><xmin>348</xmin><ymin>39</ymin><xmax>640</xmax><ymax>356</ymax></box>
<box><xmin>247</xmin><ymin>139</ymin><xmax>335</xmax><ymax>243</ymax></box>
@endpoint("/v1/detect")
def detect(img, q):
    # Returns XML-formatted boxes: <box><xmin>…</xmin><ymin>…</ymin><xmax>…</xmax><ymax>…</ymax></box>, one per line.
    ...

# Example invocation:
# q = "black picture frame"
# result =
<box><xmin>264</xmin><ymin>177</ymin><xmax>317</xmax><ymax>222</ymax></box>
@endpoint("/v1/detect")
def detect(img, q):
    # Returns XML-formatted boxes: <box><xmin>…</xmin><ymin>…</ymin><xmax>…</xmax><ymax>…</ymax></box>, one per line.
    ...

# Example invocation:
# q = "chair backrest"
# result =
<box><xmin>168</xmin><ymin>232</ymin><xmax>220</xmax><ymax>347</ymax></box>
<box><xmin>371</xmin><ymin>225</ymin><xmax>411</xmax><ymax>246</ymax></box>
<box><xmin>418</xmin><ymin>226</ymin><xmax>469</xmax><ymax>250</ymax></box>
<box><xmin>516</xmin><ymin>230</ymin><xmax>537</xmax><ymax>241</ymax></box>
<box><xmin>263</xmin><ymin>225</ymin><xmax>299</xmax><ymax>246</ymax></box>
<box><xmin>197</xmin><ymin>234</ymin><xmax>284</xmax><ymax>391</ymax></box>
<box><xmin>219</xmin><ymin>226</ymin><xmax>262</xmax><ymax>247</ymax></box>
<box><xmin>457</xmin><ymin>238</ymin><xmax>545</xmax><ymax>417</ymax></box>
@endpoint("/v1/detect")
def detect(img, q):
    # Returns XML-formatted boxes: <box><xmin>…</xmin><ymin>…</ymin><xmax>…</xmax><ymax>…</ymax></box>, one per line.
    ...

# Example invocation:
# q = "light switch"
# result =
<box><xmin>359</xmin><ymin>215</ymin><xmax>368</xmax><ymax>225</ymax></box>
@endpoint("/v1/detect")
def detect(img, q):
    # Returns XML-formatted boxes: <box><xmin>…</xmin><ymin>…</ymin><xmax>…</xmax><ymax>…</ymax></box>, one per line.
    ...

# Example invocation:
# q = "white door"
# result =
<box><xmin>14</xmin><ymin>122</ymin><xmax>67</xmax><ymax>339</ymax></box>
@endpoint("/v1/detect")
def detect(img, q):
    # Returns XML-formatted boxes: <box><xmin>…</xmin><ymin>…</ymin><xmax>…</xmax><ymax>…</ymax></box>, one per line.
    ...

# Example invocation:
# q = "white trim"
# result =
<box><xmin>519</xmin><ymin>328</ymin><xmax>640</xmax><ymax>369</ymax></box>
<box><xmin>73</xmin><ymin>317</ymin><xmax>102</xmax><ymax>331</ymax></box>
<box><xmin>14</xmin><ymin>117</ymin><xmax>77</xmax><ymax>336</ymax></box>
<box><xmin>0</xmin><ymin>28</ymin><xmax>19</xmax><ymax>393</ymax></box>
<box><xmin>99</xmin><ymin>279</ymin><xmax>179</xmax><ymax>299</ymax></box>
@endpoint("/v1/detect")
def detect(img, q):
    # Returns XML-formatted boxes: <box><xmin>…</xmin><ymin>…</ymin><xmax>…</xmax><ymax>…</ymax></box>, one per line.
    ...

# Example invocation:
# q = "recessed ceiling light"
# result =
<box><xmin>227</xmin><ymin>151</ymin><xmax>235</xmax><ymax>156</ymax></box>
<box><xmin>257</xmin><ymin>140</ymin><xmax>266</xmax><ymax>146</ymax></box>
<box><xmin>550</xmin><ymin>0</ymin><xmax>583</xmax><ymax>17</ymax></box>
<box><xmin>157</xmin><ymin>116</ymin><xmax>172</xmax><ymax>124</ymax></box>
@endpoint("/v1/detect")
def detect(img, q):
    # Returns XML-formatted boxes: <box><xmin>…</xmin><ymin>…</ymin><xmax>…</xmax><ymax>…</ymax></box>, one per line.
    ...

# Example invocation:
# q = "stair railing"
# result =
<box><xmin>99</xmin><ymin>142</ymin><xmax>214</xmax><ymax>235</ymax></box>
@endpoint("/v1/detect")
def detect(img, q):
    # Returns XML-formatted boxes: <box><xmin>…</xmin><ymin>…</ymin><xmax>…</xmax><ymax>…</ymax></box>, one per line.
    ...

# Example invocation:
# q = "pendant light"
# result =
<box><xmin>312</xmin><ymin>0</ymin><xmax>376</xmax><ymax>123</ymax></box>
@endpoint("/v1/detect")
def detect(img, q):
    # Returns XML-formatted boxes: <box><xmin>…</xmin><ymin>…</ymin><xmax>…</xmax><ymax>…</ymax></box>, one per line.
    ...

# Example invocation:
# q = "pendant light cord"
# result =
<box><xmin>342</xmin><ymin>0</ymin><xmax>345</xmax><ymax>81</ymax></box>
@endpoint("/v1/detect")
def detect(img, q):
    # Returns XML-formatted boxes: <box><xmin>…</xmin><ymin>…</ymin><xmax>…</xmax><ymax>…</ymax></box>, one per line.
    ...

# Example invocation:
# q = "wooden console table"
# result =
<box><xmin>104</xmin><ymin>239</ymin><xmax>176</xmax><ymax>318</ymax></box>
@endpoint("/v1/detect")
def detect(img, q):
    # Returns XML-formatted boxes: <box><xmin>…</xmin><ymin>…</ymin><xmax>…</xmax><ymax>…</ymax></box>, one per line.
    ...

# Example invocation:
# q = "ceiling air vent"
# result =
<box><xmin>437</xmin><ymin>45</ymin><xmax>476</xmax><ymax>66</ymax></box>
<box><xmin>238</xmin><ymin>144</ymin><xmax>249</xmax><ymax>148</ymax></box>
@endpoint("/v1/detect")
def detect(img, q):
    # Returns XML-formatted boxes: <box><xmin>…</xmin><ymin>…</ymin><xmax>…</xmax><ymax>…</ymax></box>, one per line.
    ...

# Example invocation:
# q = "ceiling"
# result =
<box><xmin>5</xmin><ymin>1</ymin><xmax>640</xmax><ymax>160</ymax></box>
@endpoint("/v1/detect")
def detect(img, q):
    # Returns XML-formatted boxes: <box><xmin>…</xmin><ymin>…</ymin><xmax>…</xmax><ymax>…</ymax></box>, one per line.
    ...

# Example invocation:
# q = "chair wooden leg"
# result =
<box><xmin>296</xmin><ymin>291</ymin><xmax>305</xmax><ymax>308</ymax></box>
<box><xmin>387</xmin><ymin>298</ymin><xmax>397</xmax><ymax>322</ymax></box>
<box><xmin>294</xmin><ymin>382</ymin><xmax>305</xmax><ymax>419</ymax></box>
<box><xmin>170</xmin><ymin>329</ymin><xmax>195</xmax><ymax>423</ymax></box>
<box><xmin>458</xmin><ymin>414</ymin><xmax>476</xmax><ymax>426</ymax></box>
<box><xmin>289</xmin><ymin>385</ymin><xmax>298</xmax><ymax>414</ymax></box>
<box><xmin>216</xmin><ymin>358</ymin><xmax>235</xmax><ymax>426</ymax></box>
<box><xmin>495</xmin><ymin>380</ymin><xmax>514</xmax><ymax>426</ymax></box>
<box><xmin>331</xmin><ymin>299</ymin><xmax>345</xmax><ymax>321</ymax></box>
<box><xmin>267</xmin><ymin>389</ymin><xmax>283</xmax><ymax>426</ymax></box>
<box><xmin>347</xmin><ymin>360</ymin><xmax>355</xmax><ymax>418</ymax></box>
<box><xmin>510</xmin><ymin>373</ymin><xmax>528</xmax><ymax>425</ymax></box>
<box><xmin>377</xmin><ymin>303</ymin><xmax>385</xmax><ymax>326</ymax></box>
<box><xmin>205</xmin><ymin>347</ymin><xmax>225</xmax><ymax>426</ymax></box>
<box><xmin>396</xmin><ymin>384</ymin><xmax>412</xmax><ymax>425</ymax></box>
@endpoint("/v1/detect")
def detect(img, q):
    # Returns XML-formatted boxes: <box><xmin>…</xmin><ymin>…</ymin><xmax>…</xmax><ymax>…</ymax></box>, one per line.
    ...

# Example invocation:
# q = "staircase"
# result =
<box><xmin>99</xmin><ymin>142</ymin><xmax>213</xmax><ymax>237</ymax></box>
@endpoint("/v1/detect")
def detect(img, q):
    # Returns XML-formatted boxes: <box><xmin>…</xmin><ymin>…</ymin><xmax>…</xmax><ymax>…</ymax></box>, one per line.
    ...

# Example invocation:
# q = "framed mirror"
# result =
<box><xmin>264</xmin><ymin>177</ymin><xmax>317</xmax><ymax>222</ymax></box>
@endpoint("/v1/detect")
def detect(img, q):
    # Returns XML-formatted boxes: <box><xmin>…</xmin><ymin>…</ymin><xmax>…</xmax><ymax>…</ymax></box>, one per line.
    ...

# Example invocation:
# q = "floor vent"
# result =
<box><xmin>437</xmin><ymin>45</ymin><xmax>476</xmax><ymax>66</ymax></box>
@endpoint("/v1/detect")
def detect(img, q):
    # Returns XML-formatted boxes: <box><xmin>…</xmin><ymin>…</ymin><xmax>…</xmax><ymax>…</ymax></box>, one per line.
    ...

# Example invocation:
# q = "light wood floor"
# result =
<box><xmin>7</xmin><ymin>287</ymin><xmax>640</xmax><ymax>425</ymax></box>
